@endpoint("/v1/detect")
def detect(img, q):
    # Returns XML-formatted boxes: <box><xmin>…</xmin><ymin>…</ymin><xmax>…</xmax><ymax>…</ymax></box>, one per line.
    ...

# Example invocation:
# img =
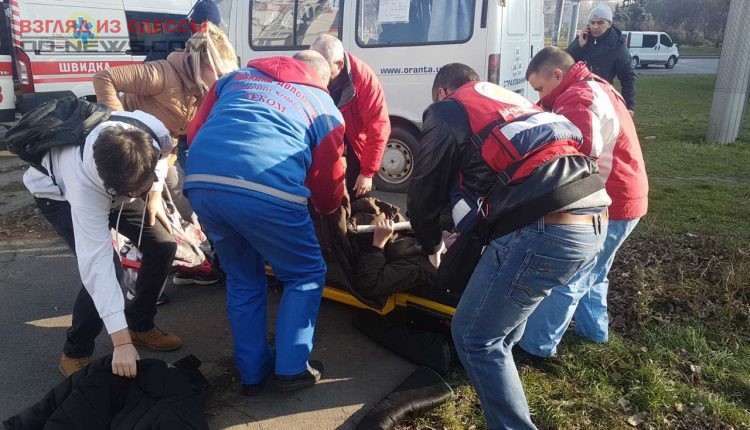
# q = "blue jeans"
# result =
<box><xmin>188</xmin><ymin>188</ymin><xmax>326</xmax><ymax>384</ymax></box>
<box><xmin>451</xmin><ymin>217</ymin><xmax>606</xmax><ymax>430</ymax></box>
<box><xmin>519</xmin><ymin>219</ymin><xmax>639</xmax><ymax>357</ymax></box>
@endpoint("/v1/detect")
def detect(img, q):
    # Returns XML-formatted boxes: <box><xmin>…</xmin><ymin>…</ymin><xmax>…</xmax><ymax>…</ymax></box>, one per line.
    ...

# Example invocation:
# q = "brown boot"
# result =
<box><xmin>129</xmin><ymin>326</ymin><xmax>182</xmax><ymax>351</ymax></box>
<box><xmin>59</xmin><ymin>354</ymin><xmax>92</xmax><ymax>378</ymax></box>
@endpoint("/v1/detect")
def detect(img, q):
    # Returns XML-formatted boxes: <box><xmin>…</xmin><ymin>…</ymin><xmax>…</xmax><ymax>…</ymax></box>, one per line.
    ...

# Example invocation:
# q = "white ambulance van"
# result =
<box><xmin>217</xmin><ymin>0</ymin><xmax>544</xmax><ymax>192</ymax></box>
<box><xmin>623</xmin><ymin>30</ymin><xmax>680</xmax><ymax>69</ymax></box>
<box><xmin>4</xmin><ymin>0</ymin><xmax>196</xmax><ymax>116</ymax></box>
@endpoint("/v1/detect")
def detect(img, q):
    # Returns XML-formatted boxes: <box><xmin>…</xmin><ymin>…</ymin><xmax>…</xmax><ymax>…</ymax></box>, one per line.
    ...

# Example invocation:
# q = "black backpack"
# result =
<box><xmin>6</xmin><ymin>96</ymin><xmax>160</xmax><ymax>176</ymax></box>
<box><xmin>6</xmin><ymin>96</ymin><xmax>112</xmax><ymax>171</ymax></box>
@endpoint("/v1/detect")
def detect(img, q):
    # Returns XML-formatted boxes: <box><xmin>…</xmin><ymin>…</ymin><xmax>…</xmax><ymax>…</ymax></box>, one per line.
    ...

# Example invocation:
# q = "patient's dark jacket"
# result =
<box><xmin>312</xmin><ymin>197</ymin><xmax>437</xmax><ymax>310</ymax></box>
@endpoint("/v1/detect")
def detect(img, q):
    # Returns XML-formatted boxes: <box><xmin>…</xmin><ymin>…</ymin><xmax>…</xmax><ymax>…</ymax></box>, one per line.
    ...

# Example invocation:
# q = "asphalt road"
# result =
<box><xmin>637</xmin><ymin>56</ymin><xmax>718</xmax><ymax>75</ymax></box>
<box><xmin>0</xmin><ymin>155</ymin><xmax>416</xmax><ymax>429</ymax></box>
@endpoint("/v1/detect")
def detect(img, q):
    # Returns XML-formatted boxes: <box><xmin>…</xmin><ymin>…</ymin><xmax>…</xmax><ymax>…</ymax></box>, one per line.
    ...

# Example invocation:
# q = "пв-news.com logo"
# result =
<box><xmin>20</xmin><ymin>37</ymin><xmax>204</xmax><ymax>55</ymax></box>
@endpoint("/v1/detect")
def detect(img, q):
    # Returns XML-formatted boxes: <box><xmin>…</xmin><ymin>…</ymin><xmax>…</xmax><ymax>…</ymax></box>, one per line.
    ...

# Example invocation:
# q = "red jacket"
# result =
<box><xmin>540</xmin><ymin>62</ymin><xmax>648</xmax><ymax>220</ymax></box>
<box><xmin>336</xmin><ymin>52</ymin><xmax>390</xmax><ymax>178</ymax></box>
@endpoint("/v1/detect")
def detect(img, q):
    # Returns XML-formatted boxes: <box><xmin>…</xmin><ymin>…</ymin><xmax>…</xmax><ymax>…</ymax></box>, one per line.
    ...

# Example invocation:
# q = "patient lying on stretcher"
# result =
<box><xmin>312</xmin><ymin>197</ymin><xmax>456</xmax><ymax>310</ymax></box>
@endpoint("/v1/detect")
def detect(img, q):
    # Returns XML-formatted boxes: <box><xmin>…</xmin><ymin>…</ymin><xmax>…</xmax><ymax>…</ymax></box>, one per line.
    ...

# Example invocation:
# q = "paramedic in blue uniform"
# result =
<box><xmin>184</xmin><ymin>51</ymin><xmax>346</xmax><ymax>395</ymax></box>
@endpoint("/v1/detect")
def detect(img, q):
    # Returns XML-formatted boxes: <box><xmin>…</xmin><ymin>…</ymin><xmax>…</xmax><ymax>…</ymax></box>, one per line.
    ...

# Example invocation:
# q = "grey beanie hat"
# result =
<box><xmin>588</xmin><ymin>4</ymin><xmax>613</xmax><ymax>23</ymax></box>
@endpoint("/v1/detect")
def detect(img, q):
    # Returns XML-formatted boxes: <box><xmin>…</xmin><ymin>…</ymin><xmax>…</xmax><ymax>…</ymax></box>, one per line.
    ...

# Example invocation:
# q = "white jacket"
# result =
<box><xmin>23</xmin><ymin>111</ymin><xmax>173</xmax><ymax>335</ymax></box>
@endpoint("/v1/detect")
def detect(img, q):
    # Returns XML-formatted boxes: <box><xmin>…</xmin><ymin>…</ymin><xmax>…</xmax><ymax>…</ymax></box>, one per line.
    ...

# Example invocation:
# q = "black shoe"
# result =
<box><xmin>512</xmin><ymin>344</ymin><xmax>553</xmax><ymax>369</ymax></box>
<box><xmin>271</xmin><ymin>360</ymin><xmax>323</xmax><ymax>392</ymax></box>
<box><xmin>241</xmin><ymin>360</ymin><xmax>275</xmax><ymax>397</ymax></box>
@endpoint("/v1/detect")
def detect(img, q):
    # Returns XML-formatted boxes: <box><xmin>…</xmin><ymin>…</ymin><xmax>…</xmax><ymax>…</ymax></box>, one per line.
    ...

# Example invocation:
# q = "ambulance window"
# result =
<box><xmin>250</xmin><ymin>0</ymin><xmax>344</xmax><ymax>50</ymax></box>
<box><xmin>125</xmin><ymin>11</ymin><xmax>190</xmax><ymax>56</ymax></box>
<box><xmin>357</xmin><ymin>0</ymin><xmax>474</xmax><ymax>47</ymax></box>
<box><xmin>642</xmin><ymin>34</ymin><xmax>658</xmax><ymax>48</ymax></box>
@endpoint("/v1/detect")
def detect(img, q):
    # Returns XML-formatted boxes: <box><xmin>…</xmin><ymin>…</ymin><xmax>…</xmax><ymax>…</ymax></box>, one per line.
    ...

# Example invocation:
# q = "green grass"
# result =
<box><xmin>678</xmin><ymin>46</ymin><xmax>722</xmax><ymax>57</ymax></box>
<box><xmin>635</xmin><ymin>75</ymin><xmax>750</xmax><ymax>243</ymax></box>
<box><xmin>407</xmin><ymin>76</ymin><xmax>750</xmax><ymax>429</ymax></box>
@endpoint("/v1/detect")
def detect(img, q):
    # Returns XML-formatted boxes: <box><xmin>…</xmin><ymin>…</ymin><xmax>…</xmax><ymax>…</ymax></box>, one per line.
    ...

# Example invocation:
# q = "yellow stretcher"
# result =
<box><xmin>264</xmin><ymin>266</ymin><xmax>457</xmax><ymax>320</ymax></box>
<box><xmin>264</xmin><ymin>219</ymin><xmax>459</xmax><ymax>320</ymax></box>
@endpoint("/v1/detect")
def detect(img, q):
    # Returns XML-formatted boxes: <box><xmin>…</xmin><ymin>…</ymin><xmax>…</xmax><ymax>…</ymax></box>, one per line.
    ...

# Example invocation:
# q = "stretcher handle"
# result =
<box><xmin>354</xmin><ymin>221</ymin><xmax>412</xmax><ymax>234</ymax></box>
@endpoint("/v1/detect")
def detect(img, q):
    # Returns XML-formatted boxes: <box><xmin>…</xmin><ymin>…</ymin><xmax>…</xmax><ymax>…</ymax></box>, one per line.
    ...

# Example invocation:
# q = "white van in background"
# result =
<box><xmin>4</xmin><ymin>0</ymin><xmax>196</xmax><ymax>115</ymax></box>
<box><xmin>217</xmin><ymin>0</ymin><xmax>544</xmax><ymax>192</ymax></box>
<box><xmin>623</xmin><ymin>30</ymin><xmax>679</xmax><ymax>69</ymax></box>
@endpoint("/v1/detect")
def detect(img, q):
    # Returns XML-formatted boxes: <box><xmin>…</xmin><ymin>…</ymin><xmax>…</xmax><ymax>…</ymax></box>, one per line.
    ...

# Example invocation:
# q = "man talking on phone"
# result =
<box><xmin>567</xmin><ymin>3</ymin><xmax>636</xmax><ymax>115</ymax></box>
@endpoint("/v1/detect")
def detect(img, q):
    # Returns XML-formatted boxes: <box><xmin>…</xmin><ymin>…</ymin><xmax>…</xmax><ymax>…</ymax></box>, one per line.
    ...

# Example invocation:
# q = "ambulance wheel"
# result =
<box><xmin>374</xmin><ymin>126</ymin><xmax>418</xmax><ymax>193</ymax></box>
<box><xmin>665</xmin><ymin>56</ymin><xmax>677</xmax><ymax>69</ymax></box>
<box><xmin>631</xmin><ymin>56</ymin><xmax>640</xmax><ymax>69</ymax></box>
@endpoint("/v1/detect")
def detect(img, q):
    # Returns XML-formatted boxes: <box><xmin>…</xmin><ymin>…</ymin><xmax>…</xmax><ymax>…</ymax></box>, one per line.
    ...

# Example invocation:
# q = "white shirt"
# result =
<box><xmin>23</xmin><ymin>111</ymin><xmax>173</xmax><ymax>334</ymax></box>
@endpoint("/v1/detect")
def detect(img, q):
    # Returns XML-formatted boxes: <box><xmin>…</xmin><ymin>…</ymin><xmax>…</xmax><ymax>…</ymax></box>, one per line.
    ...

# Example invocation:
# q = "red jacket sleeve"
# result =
<box><xmin>187</xmin><ymin>81</ymin><xmax>218</xmax><ymax>146</ymax></box>
<box><xmin>554</xmin><ymin>88</ymin><xmax>601</xmax><ymax>158</ymax></box>
<box><xmin>354</xmin><ymin>64</ymin><xmax>390</xmax><ymax>177</ymax></box>
<box><xmin>306</xmin><ymin>124</ymin><xmax>346</xmax><ymax>214</ymax></box>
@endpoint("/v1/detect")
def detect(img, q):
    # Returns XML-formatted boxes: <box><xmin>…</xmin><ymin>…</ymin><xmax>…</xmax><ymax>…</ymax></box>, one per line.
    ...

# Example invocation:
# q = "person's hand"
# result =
<box><xmin>441</xmin><ymin>231</ymin><xmax>459</xmax><ymax>251</ymax></box>
<box><xmin>372</xmin><ymin>219</ymin><xmax>395</xmax><ymax>249</ymax></box>
<box><xmin>354</xmin><ymin>174</ymin><xmax>373</xmax><ymax>197</ymax></box>
<box><xmin>112</xmin><ymin>343</ymin><xmax>139</xmax><ymax>378</ymax></box>
<box><xmin>578</xmin><ymin>26</ymin><xmax>591</xmax><ymax>47</ymax></box>
<box><xmin>146</xmin><ymin>191</ymin><xmax>172</xmax><ymax>234</ymax></box>
<box><xmin>428</xmin><ymin>240</ymin><xmax>446</xmax><ymax>269</ymax></box>
<box><xmin>111</xmin><ymin>328</ymin><xmax>139</xmax><ymax>378</ymax></box>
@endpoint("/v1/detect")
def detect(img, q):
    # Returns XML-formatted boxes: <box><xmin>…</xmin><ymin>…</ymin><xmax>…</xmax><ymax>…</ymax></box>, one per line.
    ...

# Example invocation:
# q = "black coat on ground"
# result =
<box><xmin>3</xmin><ymin>355</ymin><xmax>209</xmax><ymax>430</ymax></box>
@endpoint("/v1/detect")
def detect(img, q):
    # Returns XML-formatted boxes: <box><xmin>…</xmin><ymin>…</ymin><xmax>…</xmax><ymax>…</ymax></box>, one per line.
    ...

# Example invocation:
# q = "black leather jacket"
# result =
<box><xmin>407</xmin><ymin>99</ymin><xmax>605</xmax><ymax>254</ymax></box>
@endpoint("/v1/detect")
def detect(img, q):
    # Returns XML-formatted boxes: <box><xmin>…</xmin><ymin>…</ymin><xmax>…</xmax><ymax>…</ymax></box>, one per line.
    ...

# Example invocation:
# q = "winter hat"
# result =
<box><xmin>189</xmin><ymin>0</ymin><xmax>221</xmax><ymax>26</ymax></box>
<box><xmin>588</xmin><ymin>4</ymin><xmax>613</xmax><ymax>23</ymax></box>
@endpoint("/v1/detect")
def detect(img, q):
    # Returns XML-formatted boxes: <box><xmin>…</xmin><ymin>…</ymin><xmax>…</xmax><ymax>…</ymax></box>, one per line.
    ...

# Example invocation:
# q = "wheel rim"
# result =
<box><xmin>379</xmin><ymin>139</ymin><xmax>413</xmax><ymax>184</ymax></box>
<box><xmin>667</xmin><ymin>58</ymin><xmax>675</xmax><ymax>67</ymax></box>
<box><xmin>632</xmin><ymin>58</ymin><xmax>639</xmax><ymax>68</ymax></box>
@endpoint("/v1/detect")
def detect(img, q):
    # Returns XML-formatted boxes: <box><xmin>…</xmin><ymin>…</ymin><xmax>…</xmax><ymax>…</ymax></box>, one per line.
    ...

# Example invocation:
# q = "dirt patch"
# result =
<box><xmin>0</xmin><ymin>203</ymin><xmax>57</xmax><ymax>243</ymax></box>
<box><xmin>608</xmin><ymin>228</ymin><xmax>750</xmax><ymax>344</ymax></box>
<box><xmin>0</xmin><ymin>181</ymin><xmax>26</xmax><ymax>193</ymax></box>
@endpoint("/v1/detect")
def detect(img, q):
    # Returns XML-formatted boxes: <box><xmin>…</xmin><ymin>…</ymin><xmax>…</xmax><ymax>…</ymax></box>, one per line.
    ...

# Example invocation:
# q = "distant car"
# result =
<box><xmin>622</xmin><ymin>31</ymin><xmax>680</xmax><ymax>69</ymax></box>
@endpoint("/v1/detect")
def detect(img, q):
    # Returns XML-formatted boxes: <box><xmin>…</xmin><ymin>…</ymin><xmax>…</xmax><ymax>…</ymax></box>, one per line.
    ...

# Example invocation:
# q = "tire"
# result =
<box><xmin>374</xmin><ymin>125</ymin><xmax>419</xmax><ymax>193</ymax></box>
<box><xmin>631</xmin><ymin>56</ymin><xmax>640</xmax><ymax>69</ymax></box>
<box><xmin>665</xmin><ymin>56</ymin><xmax>677</xmax><ymax>69</ymax></box>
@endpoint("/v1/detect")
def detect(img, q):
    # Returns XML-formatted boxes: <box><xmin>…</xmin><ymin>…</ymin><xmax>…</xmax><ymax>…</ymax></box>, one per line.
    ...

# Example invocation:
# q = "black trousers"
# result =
<box><xmin>36</xmin><ymin>197</ymin><xmax>176</xmax><ymax>358</ymax></box>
